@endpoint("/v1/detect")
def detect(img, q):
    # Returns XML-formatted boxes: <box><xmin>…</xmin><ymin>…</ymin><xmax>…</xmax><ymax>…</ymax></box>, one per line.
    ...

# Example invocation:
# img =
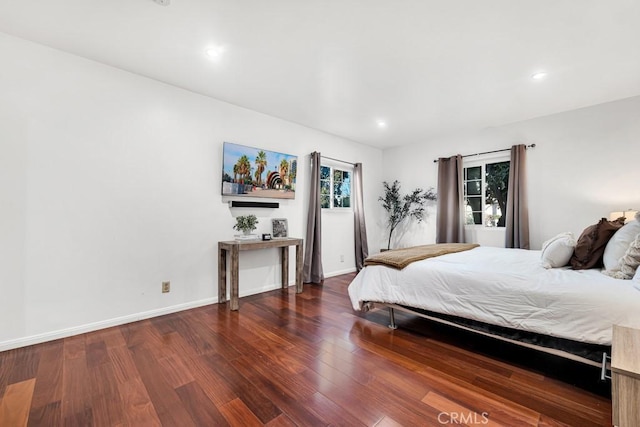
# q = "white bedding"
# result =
<box><xmin>348</xmin><ymin>246</ymin><xmax>640</xmax><ymax>345</ymax></box>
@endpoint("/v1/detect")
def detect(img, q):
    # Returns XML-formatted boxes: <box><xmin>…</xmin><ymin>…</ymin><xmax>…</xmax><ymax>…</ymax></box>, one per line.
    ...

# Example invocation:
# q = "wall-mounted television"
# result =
<box><xmin>222</xmin><ymin>142</ymin><xmax>297</xmax><ymax>199</ymax></box>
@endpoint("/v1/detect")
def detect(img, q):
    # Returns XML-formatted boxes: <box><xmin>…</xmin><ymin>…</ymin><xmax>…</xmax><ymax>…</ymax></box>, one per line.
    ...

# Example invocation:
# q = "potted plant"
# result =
<box><xmin>233</xmin><ymin>215</ymin><xmax>259</xmax><ymax>235</ymax></box>
<box><xmin>379</xmin><ymin>180</ymin><xmax>436</xmax><ymax>250</ymax></box>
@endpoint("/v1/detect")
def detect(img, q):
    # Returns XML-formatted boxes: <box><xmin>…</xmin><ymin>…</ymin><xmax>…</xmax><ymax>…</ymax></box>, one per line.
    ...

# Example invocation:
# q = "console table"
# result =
<box><xmin>218</xmin><ymin>237</ymin><xmax>303</xmax><ymax>310</ymax></box>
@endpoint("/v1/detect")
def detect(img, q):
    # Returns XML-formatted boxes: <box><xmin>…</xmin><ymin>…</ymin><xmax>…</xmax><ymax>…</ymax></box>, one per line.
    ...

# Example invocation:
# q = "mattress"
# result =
<box><xmin>348</xmin><ymin>246</ymin><xmax>640</xmax><ymax>345</ymax></box>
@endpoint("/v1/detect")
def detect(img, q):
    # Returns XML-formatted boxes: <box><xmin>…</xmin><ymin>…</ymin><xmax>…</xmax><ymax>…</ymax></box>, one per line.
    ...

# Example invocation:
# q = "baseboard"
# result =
<box><xmin>324</xmin><ymin>267</ymin><xmax>357</xmax><ymax>278</ymax></box>
<box><xmin>0</xmin><ymin>297</ymin><xmax>216</xmax><ymax>352</ymax></box>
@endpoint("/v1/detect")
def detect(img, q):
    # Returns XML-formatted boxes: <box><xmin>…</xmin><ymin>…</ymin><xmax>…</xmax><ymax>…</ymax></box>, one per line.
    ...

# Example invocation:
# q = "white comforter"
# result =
<box><xmin>348</xmin><ymin>246</ymin><xmax>640</xmax><ymax>345</ymax></box>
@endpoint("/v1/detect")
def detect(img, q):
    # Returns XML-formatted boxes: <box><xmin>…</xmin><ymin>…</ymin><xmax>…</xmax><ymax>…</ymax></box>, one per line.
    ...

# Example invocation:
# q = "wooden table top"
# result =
<box><xmin>612</xmin><ymin>324</ymin><xmax>640</xmax><ymax>379</ymax></box>
<box><xmin>219</xmin><ymin>237</ymin><xmax>303</xmax><ymax>251</ymax></box>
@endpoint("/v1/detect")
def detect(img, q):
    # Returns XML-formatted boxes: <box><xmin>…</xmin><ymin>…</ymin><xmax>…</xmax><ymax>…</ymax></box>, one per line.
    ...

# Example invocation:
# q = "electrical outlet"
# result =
<box><xmin>162</xmin><ymin>281</ymin><xmax>170</xmax><ymax>293</ymax></box>
<box><xmin>340</xmin><ymin>254</ymin><xmax>344</xmax><ymax>262</ymax></box>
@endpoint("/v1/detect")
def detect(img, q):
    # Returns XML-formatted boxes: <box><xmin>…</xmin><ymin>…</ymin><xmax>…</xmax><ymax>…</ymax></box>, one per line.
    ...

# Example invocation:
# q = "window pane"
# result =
<box><xmin>342</xmin><ymin>171</ymin><xmax>350</xmax><ymax>182</ymax></box>
<box><xmin>473</xmin><ymin>212</ymin><xmax>482</xmax><ymax>224</ymax></box>
<box><xmin>486</xmin><ymin>210</ymin><xmax>500</xmax><ymax>227</ymax></box>
<box><xmin>320</xmin><ymin>166</ymin><xmax>330</xmax><ymax>180</ymax></box>
<box><xmin>320</xmin><ymin>180</ymin><xmax>330</xmax><ymax>198</ymax></box>
<box><xmin>342</xmin><ymin>196</ymin><xmax>350</xmax><ymax>208</ymax></box>
<box><xmin>485</xmin><ymin>161</ymin><xmax>510</xmax><ymax>227</ymax></box>
<box><xmin>465</xmin><ymin>208</ymin><xmax>476</xmax><ymax>225</ymax></box>
<box><xmin>333</xmin><ymin>182</ymin><xmax>342</xmax><ymax>207</ymax></box>
<box><xmin>320</xmin><ymin>164</ymin><xmax>329</xmax><ymax>209</ymax></box>
<box><xmin>333</xmin><ymin>181</ymin><xmax>342</xmax><ymax>195</ymax></box>
<box><xmin>466</xmin><ymin>180</ymin><xmax>481</xmax><ymax>195</ymax></box>
<box><xmin>333</xmin><ymin>169</ymin><xmax>343</xmax><ymax>182</ymax></box>
<box><xmin>466</xmin><ymin>166</ymin><xmax>481</xmax><ymax>180</ymax></box>
<box><xmin>340</xmin><ymin>176</ymin><xmax>351</xmax><ymax>200</ymax></box>
<box><xmin>467</xmin><ymin>196</ymin><xmax>482</xmax><ymax>212</ymax></box>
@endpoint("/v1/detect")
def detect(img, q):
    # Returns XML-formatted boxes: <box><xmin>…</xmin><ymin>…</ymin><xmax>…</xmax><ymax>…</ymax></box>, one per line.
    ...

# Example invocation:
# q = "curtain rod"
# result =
<box><xmin>432</xmin><ymin>143</ymin><xmax>536</xmax><ymax>163</ymax></box>
<box><xmin>321</xmin><ymin>155</ymin><xmax>356</xmax><ymax>166</ymax></box>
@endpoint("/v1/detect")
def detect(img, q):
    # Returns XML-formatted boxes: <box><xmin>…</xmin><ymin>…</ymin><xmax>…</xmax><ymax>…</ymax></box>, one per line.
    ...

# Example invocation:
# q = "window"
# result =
<box><xmin>464</xmin><ymin>159</ymin><xmax>510</xmax><ymax>227</ymax></box>
<box><xmin>320</xmin><ymin>165</ymin><xmax>351</xmax><ymax>209</ymax></box>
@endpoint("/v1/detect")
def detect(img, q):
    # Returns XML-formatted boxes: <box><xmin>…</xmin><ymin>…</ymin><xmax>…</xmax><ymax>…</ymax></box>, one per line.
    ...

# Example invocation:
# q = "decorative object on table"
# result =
<box><xmin>221</xmin><ymin>141</ymin><xmax>297</xmax><ymax>200</ymax></box>
<box><xmin>233</xmin><ymin>214</ymin><xmax>259</xmax><ymax>240</ymax></box>
<box><xmin>272</xmin><ymin>218</ymin><xmax>288</xmax><ymax>238</ymax></box>
<box><xmin>379</xmin><ymin>180</ymin><xmax>437</xmax><ymax>250</ymax></box>
<box><xmin>234</xmin><ymin>234</ymin><xmax>260</xmax><ymax>241</ymax></box>
<box><xmin>262</xmin><ymin>233</ymin><xmax>272</xmax><ymax>241</ymax></box>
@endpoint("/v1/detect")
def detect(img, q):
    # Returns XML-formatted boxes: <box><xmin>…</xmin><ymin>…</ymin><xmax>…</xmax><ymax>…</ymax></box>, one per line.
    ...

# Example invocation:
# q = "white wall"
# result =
<box><xmin>382</xmin><ymin>96</ymin><xmax>640</xmax><ymax>249</ymax></box>
<box><xmin>0</xmin><ymin>32</ymin><xmax>382</xmax><ymax>349</ymax></box>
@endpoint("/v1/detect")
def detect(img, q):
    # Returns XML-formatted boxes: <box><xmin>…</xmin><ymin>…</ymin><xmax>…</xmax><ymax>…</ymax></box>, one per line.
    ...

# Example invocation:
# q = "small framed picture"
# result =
<box><xmin>272</xmin><ymin>218</ymin><xmax>288</xmax><ymax>238</ymax></box>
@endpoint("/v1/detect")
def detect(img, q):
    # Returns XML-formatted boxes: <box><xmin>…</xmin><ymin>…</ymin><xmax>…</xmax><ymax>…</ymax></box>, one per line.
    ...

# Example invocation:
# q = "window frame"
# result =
<box><xmin>463</xmin><ymin>153</ymin><xmax>510</xmax><ymax>229</ymax></box>
<box><xmin>320</xmin><ymin>162</ymin><xmax>353</xmax><ymax>211</ymax></box>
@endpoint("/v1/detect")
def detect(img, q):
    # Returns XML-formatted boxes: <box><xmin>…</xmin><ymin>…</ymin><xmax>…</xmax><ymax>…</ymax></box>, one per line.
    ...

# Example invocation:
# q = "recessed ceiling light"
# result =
<box><xmin>531</xmin><ymin>71</ymin><xmax>547</xmax><ymax>80</ymax></box>
<box><xmin>205</xmin><ymin>46</ymin><xmax>225</xmax><ymax>60</ymax></box>
<box><xmin>377</xmin><ymin>120</ymin><xmax>387</xmax><ymax>128</ymax></box>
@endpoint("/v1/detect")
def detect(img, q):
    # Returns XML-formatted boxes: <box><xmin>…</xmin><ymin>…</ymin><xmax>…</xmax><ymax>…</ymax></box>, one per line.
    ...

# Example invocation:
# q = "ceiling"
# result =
<box><xmin>1</xmin><ymin>0</ymin><xmax>639</xmax><ymax>149</ymax></box>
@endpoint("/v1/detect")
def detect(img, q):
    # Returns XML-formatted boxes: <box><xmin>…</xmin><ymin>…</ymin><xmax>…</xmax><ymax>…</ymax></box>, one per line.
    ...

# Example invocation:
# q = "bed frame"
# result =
<box><xmin>362</xmin><ymin>302</ymin><xmax>612</xmax><ymax>380</ymax></box>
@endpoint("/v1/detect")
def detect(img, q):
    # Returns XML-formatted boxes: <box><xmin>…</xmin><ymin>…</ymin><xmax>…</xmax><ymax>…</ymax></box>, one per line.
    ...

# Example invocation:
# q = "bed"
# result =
<box><xmin>348</xmin><ymin>245</ymin><xmax>640</xmax><ymax>369</ymax></box>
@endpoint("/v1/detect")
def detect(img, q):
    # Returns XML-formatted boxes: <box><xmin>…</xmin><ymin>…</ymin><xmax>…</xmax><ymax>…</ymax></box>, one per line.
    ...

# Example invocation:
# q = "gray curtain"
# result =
<box><xmin>303</xmin><ymin>152</ymin><xmax>324</xmax><ymax>283</ymax></box>
<box><xmin>436</xmin><ymin>155</ymin><xmax>464</xmax><ymax>243</ymax></box>
<box><xmin>505</xmin><ymin>144</ymin><xmax>530</xmax><ymax>249</ymax></box>
<box><xmin>353</xmin><ymin>163</ymin><xmax>369</xmax><ymax>271</ymax></box>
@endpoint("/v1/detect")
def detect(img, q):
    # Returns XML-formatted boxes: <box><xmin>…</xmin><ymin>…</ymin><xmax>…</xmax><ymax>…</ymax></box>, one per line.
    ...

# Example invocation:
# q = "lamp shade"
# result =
<box><xmin>610</xmin><ymin>209</ymin><xmax>638</xmax><ymax>223</ymax></box>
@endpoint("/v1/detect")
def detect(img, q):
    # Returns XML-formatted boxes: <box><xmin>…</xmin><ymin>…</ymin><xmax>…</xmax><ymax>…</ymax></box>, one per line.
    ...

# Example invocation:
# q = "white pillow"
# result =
<box><xmin>541</xmin><ymin>232</ymin><xmax>576</xmax><ymax>269</ymax></box>
<box><xmin>603</xmin><ymin>215</ymin><xmax>640</xmax><ymax>272</ymax></box>
<box><xmin>541</xmin><ymin>231</ymin><xmax>572</xmax><ymax>252</ymax></box>
<box><xmin>633</xmin><ymin>267</ymin><xmax>640</xmax><ymax>290</ymax></box>
<box><xmin>605</xmin><ymin>233</ymin><xmax>640</xmax><ymax>279</ymax></box>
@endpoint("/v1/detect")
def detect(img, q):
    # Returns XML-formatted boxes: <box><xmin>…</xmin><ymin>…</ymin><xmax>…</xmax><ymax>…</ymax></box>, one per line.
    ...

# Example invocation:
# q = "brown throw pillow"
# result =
<box><xmin>570</xmin><ymin>218</ymin><xmax>625</xmax><ymax>270</ymax></box>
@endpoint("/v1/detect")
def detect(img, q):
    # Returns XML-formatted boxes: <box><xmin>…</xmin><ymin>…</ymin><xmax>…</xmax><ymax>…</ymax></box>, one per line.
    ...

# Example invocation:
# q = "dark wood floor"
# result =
<box><xmin>0</xmin><ymin>273</ymin><xmax>612</xmax><ymax>426</ymax></box>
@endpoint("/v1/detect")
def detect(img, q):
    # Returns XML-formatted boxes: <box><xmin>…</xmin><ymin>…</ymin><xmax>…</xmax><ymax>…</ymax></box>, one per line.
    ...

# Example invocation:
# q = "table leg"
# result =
<box><xmin>218</xmin><ymin>246</ymin><xmax>227</xmax><ymax>304</ymax></box>
<box><xmin>281</xmin><ymin>247</ymin><xmax>289</xmax><ymax>289</ymax></box>
<box><xmin>295</xmin><ymin>242</ymin><xmax>303</xmax><ymax>293</ymax></box>
<box><xmin>230</xmin><ymin>245</ymin><xmax>239</xmax><ymax>311</ymax></box>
